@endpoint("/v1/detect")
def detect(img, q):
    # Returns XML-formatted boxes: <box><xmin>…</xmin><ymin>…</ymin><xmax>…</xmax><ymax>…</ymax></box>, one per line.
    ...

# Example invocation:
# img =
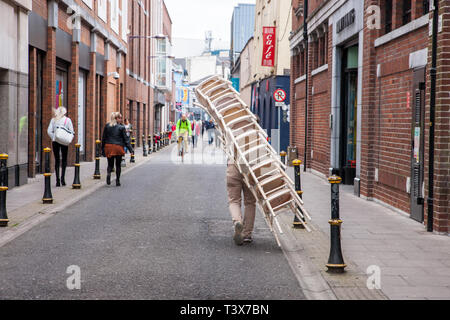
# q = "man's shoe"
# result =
<box><xmin>56</xmin><ymin>179</ymin><xmax>61</xmax><ymax>187</ymax></box>
<box><xmin>233</xmin><ymin>221</ymin><xmax>244</xmax><ymax>246</ymax></box>
<box><xmin>116</xmin><ymin>179</ymin><xmax>121</xmax><ymax>187</ymax></box>
<box><xmin>61</xmin><ymin>177</ymin><xmax>66</xmax><ymax>186</ymax></box>
<box><xmin>243</xmin><ymin>236</ymin><xmax>253</xmax><ymax>244</ymax></box>
<box><xmin>106</xmin><ymin>174</ymin><xmax>111</xmax><ymax>185</ymax></box>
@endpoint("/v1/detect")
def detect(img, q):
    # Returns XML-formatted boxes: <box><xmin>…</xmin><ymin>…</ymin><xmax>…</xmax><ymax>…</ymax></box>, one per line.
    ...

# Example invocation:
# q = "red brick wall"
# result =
<box><xmin>424</xmin><ymin>0</ymin><xmax>450</xmax><ymax>233</ymax></box>
<box><xmin>373</xmin><ymin>24</ymin><xmax>429</xmax><ymax>214</ymax></box>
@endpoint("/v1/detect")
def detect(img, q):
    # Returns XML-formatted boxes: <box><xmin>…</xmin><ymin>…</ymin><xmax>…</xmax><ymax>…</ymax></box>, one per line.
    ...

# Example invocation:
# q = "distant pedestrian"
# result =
<box><xmin>207</xmin><ymin>119</ymin><xmax>215</xmax><ymax>145</ymax></box>
<box><xmin>123</xmin><ymin>118</ymin><xmax>132</xmax><ymax>154</ymax></box>
<box><xmin>202</xmin><ymin>120</ymin><xmax>206</xmax><ymax>137</ymax></box>
<box><xmin>195</xmin><ymin>120</ymin><xmax>202</xmax><ymax>147</ymax></box>
<box><xmin>47</xmin><ymin>106</ymin><xmax>74</xmax><ymax>187</ymax></box>
<box><xmin>102</xmin><ymin>112</ymin><xmax>134</xmax><ymax>187</ymax></box>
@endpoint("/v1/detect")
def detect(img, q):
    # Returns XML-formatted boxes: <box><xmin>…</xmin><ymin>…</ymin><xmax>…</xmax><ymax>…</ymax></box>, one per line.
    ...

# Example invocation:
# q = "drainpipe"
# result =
<box><xmin>303</xmin><ymin>0</ymin><xmax>309</xmax><ymax>172</ymax></box>
<box><xmin>427</xmin><ymin>0</ymin><xmax>438</xmax><ymax>232</ymax></box>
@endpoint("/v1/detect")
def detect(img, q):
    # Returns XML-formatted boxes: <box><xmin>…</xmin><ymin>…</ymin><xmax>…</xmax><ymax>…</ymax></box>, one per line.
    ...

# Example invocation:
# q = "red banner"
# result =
<box><xmin>261</xmin><ymin>27</ymin><xmax>276</xmax><ymax>67</ymax></box>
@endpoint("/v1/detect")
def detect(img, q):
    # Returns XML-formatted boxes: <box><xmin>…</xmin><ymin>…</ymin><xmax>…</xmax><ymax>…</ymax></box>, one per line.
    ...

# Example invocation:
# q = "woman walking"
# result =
<box><xmin>101</xmin><ymin>112</ymin><xmax>134</xmax><ymax>186</ymax></box>
<box><xmin>47</xmin><ymin>106</ymin><xmax>74</xmax><ymax>187</ymax></box>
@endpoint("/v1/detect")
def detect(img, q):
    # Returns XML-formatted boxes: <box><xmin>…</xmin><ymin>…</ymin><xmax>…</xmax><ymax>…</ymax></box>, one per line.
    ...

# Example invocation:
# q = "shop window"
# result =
<box><xmin>385</xmin><ymin>0</ymin><xmax>393</xmax><ymax>34</ymax></box>
<box><xmin>56</xmin><ymin>68</ymin><xmax>68</xmax><ymax>110</ymax></box>
<box><xmin>402</xmin><ymin>0</ymin><xmax>412</xmax><ymax>25</ymax></box>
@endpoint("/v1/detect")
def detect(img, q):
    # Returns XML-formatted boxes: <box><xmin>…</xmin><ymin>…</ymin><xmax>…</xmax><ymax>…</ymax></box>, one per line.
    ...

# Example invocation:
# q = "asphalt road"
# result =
<box><xmin>0</xmin><ymin>143</ymin><xmax>305</xmax><ymax>300</ymax></box>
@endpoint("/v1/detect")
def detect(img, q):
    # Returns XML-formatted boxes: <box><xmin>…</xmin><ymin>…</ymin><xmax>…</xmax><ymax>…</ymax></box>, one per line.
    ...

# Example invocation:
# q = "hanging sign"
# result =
<box><xmin>262</xmin><ymin>27</ymin><xmax>276</xmax><ymax>67</ymax></box>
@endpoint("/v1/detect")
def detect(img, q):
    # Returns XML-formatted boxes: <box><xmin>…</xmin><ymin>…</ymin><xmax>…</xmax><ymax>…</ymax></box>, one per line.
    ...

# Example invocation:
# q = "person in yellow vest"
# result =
<box><xmin>176</xmin><ymin>114</ymin><xmax>192</xmax><ymax>154</ymax></box>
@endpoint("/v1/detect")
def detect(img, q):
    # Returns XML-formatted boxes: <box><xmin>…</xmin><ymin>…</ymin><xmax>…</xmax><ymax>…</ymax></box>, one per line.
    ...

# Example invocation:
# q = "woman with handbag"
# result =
<box><xmin>47</xmin><ymin>106</ymin><xmax>74</xmax><ymax>187</ymax></box>
<box><xmin>101</xmin><ymin>112</ymin><xmax>134</xmax><ymax>187</ymax></box>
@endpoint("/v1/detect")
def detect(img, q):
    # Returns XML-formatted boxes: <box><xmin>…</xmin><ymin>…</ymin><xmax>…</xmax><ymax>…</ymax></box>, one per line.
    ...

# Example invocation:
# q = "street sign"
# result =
<box><xmin>273</xmin><ymin>89</ymin><xmax>287</xmax><ymax>103</ymax></box>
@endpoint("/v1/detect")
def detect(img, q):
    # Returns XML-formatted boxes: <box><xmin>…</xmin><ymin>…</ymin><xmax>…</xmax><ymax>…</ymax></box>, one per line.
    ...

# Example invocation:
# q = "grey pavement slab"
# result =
<box><xmin>286</xmin><ymin>166</ymin><xmax>450</xmax><ymax>300</ymax></box>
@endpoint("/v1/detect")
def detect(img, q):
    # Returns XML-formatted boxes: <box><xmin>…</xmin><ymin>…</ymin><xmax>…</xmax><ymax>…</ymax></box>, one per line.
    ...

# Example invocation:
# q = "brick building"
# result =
<box><xmin>28</xmin><ymin>0</ymin><xmax>128</xmax><ymax>176</ymax></box>
<box><xmin>290</xmin><ymin>0</ymin><xmax>449</xmax><ymax>234</ymax></box>
<box><xmin>126</xmin><ymin>0</ymin><xmax>151</xmax><ymax>147</ymax></box>
<box><xmin>0</xmin><ymin>0</ymin><xmax>32</xmax><ymax>188</ymax></box>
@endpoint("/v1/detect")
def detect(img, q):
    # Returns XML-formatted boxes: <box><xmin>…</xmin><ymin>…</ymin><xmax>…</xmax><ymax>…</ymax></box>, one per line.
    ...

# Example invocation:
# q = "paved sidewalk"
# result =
<box><xmin>0</xmin><ymin>145</ymin><xmax>163</xmax><ymax>231</ymax></box>
<box><xmin>285</xmin><ymin>167</ymin><xmax>450</xmax><ymax>300</ymax></box>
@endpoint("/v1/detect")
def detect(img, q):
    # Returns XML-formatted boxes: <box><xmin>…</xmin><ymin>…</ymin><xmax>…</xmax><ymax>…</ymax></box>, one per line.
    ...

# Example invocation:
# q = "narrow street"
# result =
<box><xmin>0</xmin><ymin>139</ymin><xmax>305</xmax><ymax>300</ymax></box>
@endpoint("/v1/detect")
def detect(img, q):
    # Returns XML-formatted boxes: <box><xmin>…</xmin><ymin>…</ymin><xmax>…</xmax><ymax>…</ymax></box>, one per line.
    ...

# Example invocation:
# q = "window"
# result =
<box><xmin>319</xmin><ymin>35</ymin><xmax>326</xmax><ymax>66</ymax></box>
<box><xmin>402</xmin><ymin>0</ymin><xmax>412</xmax><ymax>25</ymax></box>
<box><xmin>313</xmin><ymin>40</ymin><xmax>319</xmax><ymax>70</ymax></box>
<box><xmin>423</xmin><ymin>0</ymin><xmax>430</xmax><ymax>15</ymax></box>
<box><xmin>385</xmin><ymin>0</ymin><xmax>393</xmax><ymax>34</ymax></box>
<box><xmin>300</xmin><ymin>50</ymin><xmax>305</xmax><ymax>76</ymax></box>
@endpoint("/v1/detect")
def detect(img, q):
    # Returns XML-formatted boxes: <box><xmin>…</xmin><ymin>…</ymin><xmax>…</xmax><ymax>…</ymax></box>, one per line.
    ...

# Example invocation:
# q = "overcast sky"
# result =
<box><xmin>164</xmin><ymin>0</ymin><xmax>256</xmax><ymax>45</ymax></box>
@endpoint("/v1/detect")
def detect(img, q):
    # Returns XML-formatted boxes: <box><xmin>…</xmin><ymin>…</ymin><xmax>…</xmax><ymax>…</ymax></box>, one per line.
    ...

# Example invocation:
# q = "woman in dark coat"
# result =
<box><xmin>102</xmin><ymin>112</ymin><xmax>134</xmax><ymax>186</ymax></box>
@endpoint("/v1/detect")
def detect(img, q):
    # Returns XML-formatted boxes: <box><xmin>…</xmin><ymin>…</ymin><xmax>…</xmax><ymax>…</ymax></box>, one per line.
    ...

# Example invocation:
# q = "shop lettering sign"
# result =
<box><xmin>337</xmin><ymin>9</ymin><xmax>356</xmax><ymax>33</ymax></box>
<box><xmin>262</xmin><ymin>27</ymin><xmax>276</xmax><ymax>67</ymax></box>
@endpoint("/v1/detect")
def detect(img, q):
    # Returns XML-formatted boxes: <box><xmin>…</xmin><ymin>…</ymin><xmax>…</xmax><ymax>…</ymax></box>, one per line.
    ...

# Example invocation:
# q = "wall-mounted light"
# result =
<box><xmin>108</xmin><ymin>72</ymin><xmax>120</xmax><ymax>79</ymax></box>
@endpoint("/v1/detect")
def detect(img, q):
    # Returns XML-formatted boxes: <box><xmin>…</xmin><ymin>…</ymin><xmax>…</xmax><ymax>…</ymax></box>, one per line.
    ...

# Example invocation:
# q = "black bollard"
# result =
<box><xmin>0</xmin><ymin>154</ymin><xmax>9</xmax><ymax>227</ymax></box>
<box><xmin>93</xmin><ymin>140</ymin><xmax>101</xmax><ymax>179</ymax></box>
<box><xmin>130</xmin><ymin>137</ymin><xmax>136</xmax><ymax>163</ymax></box>
<box><xmin>148</xmin><ymin>135</ymin><xmax>152</xmax><ymax>154</ymax></box>
<box><xmin>143</xmin><ymin>135</ymin><xmax>148</xmax><ymax>157</ymax></box>
<box><xmin>326</xmin><ymin>175</ymin><xmax>346</xmax><ymax>273</ymax></box>
<box><xmin>72</xmin><ymin>144</ymin><xmax>81</xmax><ymax>189</ymax></box>
<box><xmin>292</xmin><ymin>159</ymin><xmax>306</xmax><ymax>229</ymax></box>
<box><xmin>42</xmin><ymin>148</ymin><xmax>53</xmax><ymax>204</ymax></box>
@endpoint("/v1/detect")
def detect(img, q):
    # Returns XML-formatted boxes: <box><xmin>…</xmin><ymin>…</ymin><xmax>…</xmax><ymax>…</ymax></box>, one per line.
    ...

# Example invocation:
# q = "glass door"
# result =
<box><xmin>340</xmin><ymin>45</ymin><xmax>358</xmax><ymax>184</ymax></box>
<box><xmin>78</xmin><ymin>72</ymin><xmax>86</xmax><ymax>155</ymax></box>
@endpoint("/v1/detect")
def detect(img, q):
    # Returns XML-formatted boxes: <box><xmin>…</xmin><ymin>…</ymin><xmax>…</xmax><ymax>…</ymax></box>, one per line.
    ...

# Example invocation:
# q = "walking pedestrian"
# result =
<box><xmin>207</xmin><ymin>119</ymin><xmax>215</xmax><ymax>145</ymax></box>
<box><xmin>194</xmin><ymin>120</ymin><xmax>201</xmax><ymax>148</ymax></box>
<box><xmin>227</xmin><ymin>161</ymin><xmax>256</xmax><ymax>245</ymax></box>
<box><xmin>191</xmin><ymin>120</ymin><xmax>196</xmax><ymax>149</ymax></box>
<box><xmin>47</xmin><ymin>106</ymin><xmax>74</xmax><ymax>187</ymax></box>
<box><xmin>202</xmin><ymin>119</ymin><xmax>206</xmax><ymax>137</ymax></box>
<box><xmin>123</xmin><ymin>118</ymin><xmax>132</xmax><ymax>154</ymax></box>
<box><xmin>101</xmin><ymin>112</ymin><xmax>134</xmax><ymax>186</ymax></box>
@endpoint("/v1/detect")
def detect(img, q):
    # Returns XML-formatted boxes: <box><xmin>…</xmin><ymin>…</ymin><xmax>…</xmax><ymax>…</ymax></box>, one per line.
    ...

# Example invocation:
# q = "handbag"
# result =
<box><xmin>54</xmin><ymin>117</ymin><xmax>74</xmax><ymax>146</ymax></box>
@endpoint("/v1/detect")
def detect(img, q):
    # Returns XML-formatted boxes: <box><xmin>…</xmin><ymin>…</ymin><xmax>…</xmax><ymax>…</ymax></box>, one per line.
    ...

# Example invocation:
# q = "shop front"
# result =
<box><xmin>330</xmin><ymin>2</ymin><xmax>364</xmax><ymax>193</ymax></box>
<box><xmin>251</xmin><ymin>76</ymin><xmax>290</xmax><ymax>154</ymax></box>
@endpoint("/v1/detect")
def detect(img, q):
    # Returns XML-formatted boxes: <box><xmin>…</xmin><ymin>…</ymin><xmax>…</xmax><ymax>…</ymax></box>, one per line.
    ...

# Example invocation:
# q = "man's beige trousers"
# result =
<box><xmin>226</xmin><ymin>164</ymin><xmax>256</xmax><ymax>237</ymax></box>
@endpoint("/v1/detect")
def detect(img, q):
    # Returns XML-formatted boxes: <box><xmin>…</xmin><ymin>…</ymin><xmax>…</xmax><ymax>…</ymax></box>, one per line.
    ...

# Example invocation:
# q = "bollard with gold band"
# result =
<box><xmin>42</xmin><ymin>148</ymin><xmax>53</xmax><ymax>204</ymax></box>
<box><xmin>0</xmin><ymin>154</ymin><xmax>9</xmax><ymax>227</ymax></box>
<box><xmin>130</xmin><ymin>137</ymin><xmax>136</xmax><ymax>163</ymax></box>
<box><xmin>93</xmin><ymin>140</ymin><xmax>101</xmax><ymax>179</ymax></box>
<box><xmin>326</xmin><ymin>175</ymin><xmax>346</xmax><ymax>273</ymax></box>
<box><xmin>143</xmin><ymin>134</ymin><xmax>148</xmax><ymax>157</ymax></box>
<box><xmin>72</xmin><ymin>144</ymin><xmax>81</xmax><ymax>189</ymax></box>
<box><xmin>280</xmin><ymin>151</ymin><xmax>287</xmax><ymax>166</ymax></box>
<box><xmin>292</xmin><ymin>159</ymin><xmax>306</xmax><ymax>229</ymax></box>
